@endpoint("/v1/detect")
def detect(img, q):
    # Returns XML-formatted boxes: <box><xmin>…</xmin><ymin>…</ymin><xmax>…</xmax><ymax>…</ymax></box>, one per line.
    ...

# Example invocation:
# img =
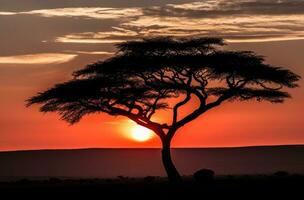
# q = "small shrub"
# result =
<box><xmin>273</xmin><ymin>171</ymin><xmax>289</xmax><ymax>177</ymax></box>
<box><xmin>144</xmin><ymin>176</ymin><xmax>156</xmax><ymax>182</ymax></box>
<box><xmin>194</xmin><ymin>169</ymin><xmax>215</xmax><ymax>183</ymax></box>
<box><xmin>49</xmin><ymin>177</ymin><xmax>62</xmax><ymax>183</ymax></box>
<box><xmin>18</xmin><ymin>178</ymin><xmax>30</xmax><ymax>184</ymax></box>
<box><xmin>117</xmin><ymin>175</ymin><xmax>128</xmax><ymax>180</ymax></box>
<box><xmin>105</xmin><ymin>178</ymin><xmax>112</xmax><ymax>183</ymax></box>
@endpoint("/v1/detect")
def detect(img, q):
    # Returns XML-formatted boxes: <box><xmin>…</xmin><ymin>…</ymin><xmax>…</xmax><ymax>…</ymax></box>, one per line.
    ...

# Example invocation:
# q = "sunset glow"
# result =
<box><xmin>0</xmin><ymin>0</ymin><xmax>303</xmax><ymax>151</ymax></box>
<box><xmin>130</xmin><ymin>125</ymin><xmax>154</xmax><ymax>142</ymax></box>
<box><xmin>1</xmin><ymin>1</ymin><xmax>304</xmax><ymax>195</ymax></box>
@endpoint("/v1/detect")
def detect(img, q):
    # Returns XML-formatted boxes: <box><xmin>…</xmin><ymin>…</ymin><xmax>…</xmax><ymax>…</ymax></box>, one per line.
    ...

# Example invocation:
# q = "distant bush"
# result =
<box><xmin>143</xmin><ymin>176</ymin><xmax>156</xmax><ymax>182</ymax></box>
<box><xmin>273</xmin><ymin>171</ymin><xmax>289</xmax><ymax>177</ymax></box>
<box><xmin>105</xmin><ymin>178</ymin><xmax>112</xmax><ymax>183</ymax></box>
<box><xmin>117</xmin><ymin>175</ymin><xmax>128</xmax><ymax>180</ymax></box>
<box><xmin>17</xmin><ymin>178</ymin><xmax>30</xmax><ymax>184</ymax></box>
<box><xmin>194</xmin><ymin>169</ymin><xmax>215</xmax><ymax>183</ymax></box>
<box><xmin>227</xmin><ymin>175</ymin><xmax>235</xmax><ymax>179</ymax></box>
<box><xmin>49</xmin><ymin>177</ymin><xmax>62</xmax><ymax>183</ymax></box>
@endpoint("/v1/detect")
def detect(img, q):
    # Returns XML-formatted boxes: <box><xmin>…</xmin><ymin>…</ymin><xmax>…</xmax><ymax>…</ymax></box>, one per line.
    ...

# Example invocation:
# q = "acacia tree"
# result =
<box><xmin>27</xmin><ymin>37</ymin><xmax>300</xmax><ymax>183</ymax></box>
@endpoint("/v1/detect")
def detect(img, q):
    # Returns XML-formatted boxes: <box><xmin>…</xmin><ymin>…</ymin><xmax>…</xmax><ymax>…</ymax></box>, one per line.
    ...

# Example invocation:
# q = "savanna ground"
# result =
<box><xmin>1</xmin><ymin>174</ymin><xmax>303</xmax><ymax>199</ymax></box>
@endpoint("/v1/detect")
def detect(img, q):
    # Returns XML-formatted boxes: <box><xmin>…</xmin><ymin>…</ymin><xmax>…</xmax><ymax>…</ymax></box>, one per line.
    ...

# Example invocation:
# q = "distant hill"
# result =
<box><xmin>1</xmin><ymin>145</ymin><xmax>304</xmax><ymax>180</ymax></box>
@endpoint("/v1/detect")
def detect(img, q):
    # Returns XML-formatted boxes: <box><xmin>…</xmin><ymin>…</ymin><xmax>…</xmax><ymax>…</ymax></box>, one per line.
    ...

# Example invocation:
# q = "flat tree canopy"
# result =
<box><xmin>27</xmin><ymin>37</ymin><xmax>300</xmax><ymax>182</ymax></box>
<box><xmin>27</xmin><ymin>37</ymin><xmax>300</xmax><ymax>127</ymax></box>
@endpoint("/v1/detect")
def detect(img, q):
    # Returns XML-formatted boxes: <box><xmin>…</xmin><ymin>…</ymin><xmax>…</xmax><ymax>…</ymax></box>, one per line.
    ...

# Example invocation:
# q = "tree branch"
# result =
<box><xmin>256</xmin><ymin>81</ymin><xmax>283</xmax><ymax>90</ymax></box>
<box><xmin>167</xmin><ymin>89</ymin><xmax>235</xmax><ymax>140</ymax></box>
<box><xmin>172</xmin><ymin>91</ymin><xmax>191</xmax><ymax>125</ymax></box>
<box><xmin>146</xmin><ymin>90</ymin><xmax>165</xmax><ymax>119</ymax></box>
<box><xmin>107</xmin><ymin>106</ymin><xmax>166</xmax><ymax>139</ymax></box>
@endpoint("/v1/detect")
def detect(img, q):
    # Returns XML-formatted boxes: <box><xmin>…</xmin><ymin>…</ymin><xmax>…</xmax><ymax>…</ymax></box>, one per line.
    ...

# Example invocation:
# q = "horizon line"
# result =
<box><xmin>1</xmin><ymin>143</ymin><xmax>304</xmax><ymax>153</ymax></box>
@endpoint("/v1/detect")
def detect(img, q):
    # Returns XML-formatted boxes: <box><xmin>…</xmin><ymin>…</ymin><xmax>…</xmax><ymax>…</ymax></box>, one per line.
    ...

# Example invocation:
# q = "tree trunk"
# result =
<box><xmin>161</xmin><ymin>139</ymin><xmax>183</xmax><ymax>183</ymax></box>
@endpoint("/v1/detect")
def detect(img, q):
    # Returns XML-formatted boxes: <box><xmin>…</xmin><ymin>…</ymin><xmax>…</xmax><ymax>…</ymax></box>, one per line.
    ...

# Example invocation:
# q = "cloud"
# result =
<box><xmin>0</xmin><ymin>53</ymin><xmax>77</xmax><ymax>64</ymax></box>
<box><xmin>120</xmin><ymin>14</ymin><xmax>304</xmax><ymax>43</ymax></box>
<box><xmin>55</xmin><ymin>37</ymin><xmax>123</xmax><ymax>44</ymax></box>
<box><xmin>64</xmin><ymin>50</ymin><xmax>114</xmax><ymax>55</ymax></box>
<box><xmin>55</xmin><ymin>28</ymin><xmax>138</xmax><ymax>44</ymax></box>
<box><xmin>0</xmin><ymin>12</ymin><xmax>16</xmax><ymax>15</ymax></box>
<box><xmin>119</xmin><ymin>0</ymin><xmax>304</xmax><ymax>43</ymax></box>
<box><xmin>156</xmin><ymin>0</ymin><xmax>304</xmax><ymax>17</ymax></box>
<box><xmin>49</xmin><ymin>1</ymin><xmax>304</xmax><ymax>44</ymax></box>
<box><xmin>1</xmin><ymin>1</ymin><xmax>304</xmax><ymax>43</ymax></box>
<box><xmin>0</xmin><ymin>7</ymin><xmax>142</xmax><ymax>19</ymax></box>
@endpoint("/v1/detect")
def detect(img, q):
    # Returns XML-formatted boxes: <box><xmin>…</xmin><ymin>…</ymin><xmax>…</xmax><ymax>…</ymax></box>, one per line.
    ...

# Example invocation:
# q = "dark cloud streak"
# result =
<box><xmin>146</xmin><ymin>0</ymin><xmax>304</xmax><ymax>17</ymax></box>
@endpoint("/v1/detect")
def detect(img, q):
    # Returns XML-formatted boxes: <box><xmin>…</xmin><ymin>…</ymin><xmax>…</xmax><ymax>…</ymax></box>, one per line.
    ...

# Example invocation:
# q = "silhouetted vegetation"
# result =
<box><xmin>1</xmin><ymin>174</ymin><xmax>303</xmax><ymax>198</ymax></box>
<box><xmin>193</xmin><ymin>169</ymin><xmax>215</xmax><ymax>184</ymax></box>
<box><xmin>273</xmin><ymin>171</ymin><xmax>289</xmax><ymax>177</ymax></box>
<box><xmin>27</xmin><ymin>37</ymin><xmax>301</xmax><ymax>183</ymax></box>
<box><xmin>144</xmin><ymin>176</ymin><xmax>157</xmax><ymax>182</ymax></box>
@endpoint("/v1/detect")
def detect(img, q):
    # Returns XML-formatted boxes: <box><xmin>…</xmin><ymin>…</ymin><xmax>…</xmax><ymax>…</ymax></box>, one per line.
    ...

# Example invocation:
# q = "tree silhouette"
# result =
<box><xmin>27</xmin><ymin>37</ymin><xmax>300</xmax><ymax>183</ymax></box>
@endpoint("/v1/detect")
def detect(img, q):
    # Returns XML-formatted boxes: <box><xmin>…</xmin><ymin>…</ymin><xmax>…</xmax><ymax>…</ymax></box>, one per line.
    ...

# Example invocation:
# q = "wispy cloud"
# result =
<box><xmin>55</xmin><ymin>28</ymin><xmax>138</xmax><ymax>44</ymax></box>
<box><xmin>0</xmin><ymin>12</ymin><xmax>16</xmax><ymax>15</ymax></box>
<box><xmin>0</xmin><ymin>53</ymin><xmax>77</xmax><ymax>64</ymax></box>
<box><xmin>1</xmin><ymin>1</ymin><xmax>304</xmax><ymax>43</ymax></box>
<box><xmin>0</xmin><ymin>7</ymin><xmax>142</xmax><ymax>19</ymax></box>
<box><xmin>64</xmin><ymin>50</ymin><xmax>114</xmax><ymax>55</ymax></box>
<box><xmin>134</xmin><ymin>0</ymin><xmax>304</xmax><ymax>42</ymax></box>
<box><xmin>160</xmin><ymin>0</ymin><xmax>304</xmax><ymax>16</ymax></box>
<box><xmin>121</xmin><ymin>14</ymin><xmax>304</xmax><ymax>43</ymax></box>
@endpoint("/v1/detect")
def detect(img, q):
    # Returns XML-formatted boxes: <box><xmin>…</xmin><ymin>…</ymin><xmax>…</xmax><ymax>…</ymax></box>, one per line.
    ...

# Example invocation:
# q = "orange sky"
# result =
<box><xmin>0</xmin><ymin>0</ymin><xmax>303</xmax><ymax>151</ymax></box>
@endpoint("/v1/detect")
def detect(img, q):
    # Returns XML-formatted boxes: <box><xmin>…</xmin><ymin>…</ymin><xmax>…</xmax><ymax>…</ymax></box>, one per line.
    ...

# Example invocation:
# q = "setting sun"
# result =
<box><xmin>131</xmin><ymin>125</ymin><xmax>154</xmax><ymax>142</ymax></box>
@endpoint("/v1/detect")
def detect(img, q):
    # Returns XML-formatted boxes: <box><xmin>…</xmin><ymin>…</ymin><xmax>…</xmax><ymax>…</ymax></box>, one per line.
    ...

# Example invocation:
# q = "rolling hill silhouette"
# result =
<box><xmin>1</xmin><ymin>145</ymin><xmax>304</xmax><ymax>180</ymax></box>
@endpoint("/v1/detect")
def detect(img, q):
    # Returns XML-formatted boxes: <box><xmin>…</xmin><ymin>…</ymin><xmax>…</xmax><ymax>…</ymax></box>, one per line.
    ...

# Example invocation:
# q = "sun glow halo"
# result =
<box><xmin>131</xmin><ymin>125</ymin><xmax>153</xmax><ymax>142</ymax></box>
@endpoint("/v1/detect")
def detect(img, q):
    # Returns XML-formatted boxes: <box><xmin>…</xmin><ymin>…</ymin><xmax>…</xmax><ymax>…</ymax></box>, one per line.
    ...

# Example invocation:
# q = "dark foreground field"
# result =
<box><xmin>1</xmin><ymin>175</ymin><xmax>303</xmax><ymax>199</ymax></box>
<box><xmin>1</xmin><ymin>145</ymin><xmax>304</xmax><ymax>178</ymax></box>
<box><xmin>1</xmin><ymin>146</ymin><xmax>304</xmax><ymax>198</ymax></box>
